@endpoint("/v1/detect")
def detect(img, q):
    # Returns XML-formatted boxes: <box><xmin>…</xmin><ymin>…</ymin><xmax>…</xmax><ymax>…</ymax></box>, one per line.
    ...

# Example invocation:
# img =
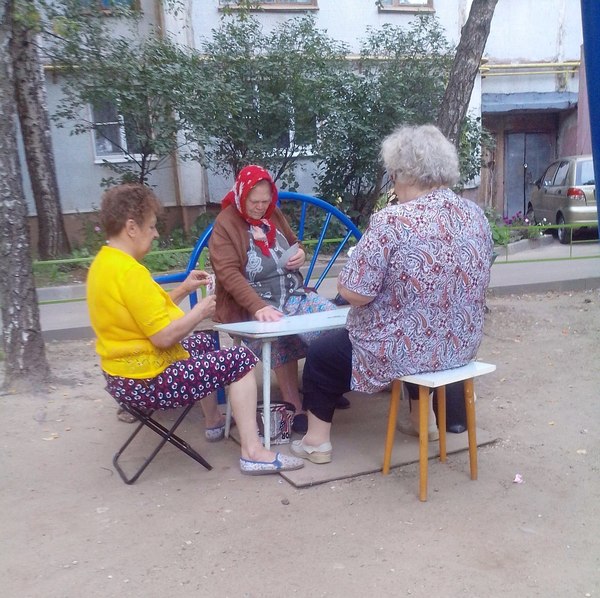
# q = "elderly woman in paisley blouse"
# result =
<box><xmin>209</xmin><ymin>165</ymin><xmax>339</xmax><ymax>435</ymax></box>
<box><xmin>290</xmin><ymin>124</ymin><xmax>494</xmax><ymax>465</ymax></box>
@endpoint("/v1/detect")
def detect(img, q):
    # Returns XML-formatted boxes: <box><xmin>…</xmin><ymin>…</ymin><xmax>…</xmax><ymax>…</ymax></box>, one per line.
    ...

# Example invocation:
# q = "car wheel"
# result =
<box><xmin>557</xmin><ymin>214</ymin><xmax>572</xmax><ymax>245</ymax></box>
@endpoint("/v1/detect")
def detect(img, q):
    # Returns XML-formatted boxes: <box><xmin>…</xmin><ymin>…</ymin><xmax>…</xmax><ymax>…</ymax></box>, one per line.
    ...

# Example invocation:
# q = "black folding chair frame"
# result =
<box><xmin>112</xmin><ymin>402</ymin><xmax>212</xmax><ymax>484</ymax></box>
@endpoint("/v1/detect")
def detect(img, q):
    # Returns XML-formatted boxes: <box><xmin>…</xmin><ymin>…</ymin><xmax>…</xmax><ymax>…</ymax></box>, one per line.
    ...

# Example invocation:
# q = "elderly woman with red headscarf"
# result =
<box><xmin>209</xmin><ymin>165</ymin><xmax>338</xmax><ymax>434</ymax></box>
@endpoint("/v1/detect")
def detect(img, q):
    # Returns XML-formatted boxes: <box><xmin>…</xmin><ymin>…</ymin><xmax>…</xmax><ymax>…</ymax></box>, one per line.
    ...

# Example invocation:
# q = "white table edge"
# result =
<box><xmin>213</xmin><ymin>307</ymin><xmax>350</xmax><ymax>448</ymax></box>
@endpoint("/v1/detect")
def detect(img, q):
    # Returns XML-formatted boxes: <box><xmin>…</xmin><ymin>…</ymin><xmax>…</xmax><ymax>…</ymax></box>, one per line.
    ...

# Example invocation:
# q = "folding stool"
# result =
<box><xmin>112</xmin><ymin>401</ymin><xmax>212</xmax><ymax>485</ymax></box>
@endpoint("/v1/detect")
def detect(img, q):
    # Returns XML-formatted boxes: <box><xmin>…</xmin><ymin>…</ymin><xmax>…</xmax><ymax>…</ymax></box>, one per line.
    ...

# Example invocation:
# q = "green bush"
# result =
<box><xmin>485</xmin><ymin>208</ymin><xmax>511</xmax><ymax>246</ymax></box>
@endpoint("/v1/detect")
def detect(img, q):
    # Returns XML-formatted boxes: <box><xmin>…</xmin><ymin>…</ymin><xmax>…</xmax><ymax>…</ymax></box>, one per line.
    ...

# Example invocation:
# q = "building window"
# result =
<box><xmin>270</xmin><ymin>116</ymin><xmax>318</xmax><ymax>155</ymax></box>
<box><xmin>99</xmin><ymin>0</ymin><xmax>132</xmax><ymax>6</ymax></box>
<box><xmin>81</xmin><ymin>0</ymin><xmax>134</xmax><ymax>7</ymax></box>
<box><xmin>219</xmin><ymin>1</ymin><xmax>318</xmax><ymax>11</ymax></box>
<box><xmin>80</xmin><ymin>0</ymin><xmax>138</xmax><ymax>14</ymax></box>
<box><xmin>378</xmin><ymin>0</ymin><xmax>434</xmax><ymax>12</ymax></box>
<box><xmin>91</xmin><ymin>101</ymin><xmax>146</xmax><ymax>162</ymax></box>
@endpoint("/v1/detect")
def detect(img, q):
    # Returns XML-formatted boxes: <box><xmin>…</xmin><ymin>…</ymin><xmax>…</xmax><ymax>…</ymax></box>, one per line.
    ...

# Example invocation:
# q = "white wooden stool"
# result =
<box><xmin>382</xmin><ymin>361</ymin><xmax>496</xmax><ymax>501</ymax></box>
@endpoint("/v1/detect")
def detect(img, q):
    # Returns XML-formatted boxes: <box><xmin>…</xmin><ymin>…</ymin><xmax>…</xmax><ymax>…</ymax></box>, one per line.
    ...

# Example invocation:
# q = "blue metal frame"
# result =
<box><xmin>580</xmin><ymin>0</ymin><xmax>600</xmax><ymax>235</ymax></box>
<box><xmin>278</xmin><ymin>191</ymin><xmax>362</xmax><ymax>289</ymax></box>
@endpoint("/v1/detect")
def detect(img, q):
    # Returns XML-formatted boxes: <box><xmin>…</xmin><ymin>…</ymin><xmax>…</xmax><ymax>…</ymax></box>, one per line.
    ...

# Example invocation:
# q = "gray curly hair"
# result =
<box><xmin>380</xmin><ymin>124</ymin><xmax>460</xmax><ymax>188</ymax></box>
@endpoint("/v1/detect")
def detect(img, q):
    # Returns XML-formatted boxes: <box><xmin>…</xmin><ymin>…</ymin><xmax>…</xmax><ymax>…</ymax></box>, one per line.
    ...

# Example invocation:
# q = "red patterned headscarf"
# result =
<box><xmin>221</xmin><ymin>165</ymin><xmax>279</xmax><ymax>256</ymax></box>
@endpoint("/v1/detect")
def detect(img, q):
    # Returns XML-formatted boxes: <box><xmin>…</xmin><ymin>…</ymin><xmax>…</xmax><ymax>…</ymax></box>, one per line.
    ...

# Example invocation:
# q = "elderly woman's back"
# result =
<box><xmin>289</xmin><ymin>124</ymin><xmax>493</xmax><ymax>466</ymax></box>
<box><xmin>342</xmin><ymin>186</ymin><xmax>492</xmax><ymax>393</ymax></box>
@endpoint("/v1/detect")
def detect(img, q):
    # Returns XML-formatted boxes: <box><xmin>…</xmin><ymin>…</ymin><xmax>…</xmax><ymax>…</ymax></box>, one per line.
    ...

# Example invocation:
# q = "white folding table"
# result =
<box><xmin>214</xmin><ymin>307</ymin><xmax>350</xmax><ymax>448</ymax></box>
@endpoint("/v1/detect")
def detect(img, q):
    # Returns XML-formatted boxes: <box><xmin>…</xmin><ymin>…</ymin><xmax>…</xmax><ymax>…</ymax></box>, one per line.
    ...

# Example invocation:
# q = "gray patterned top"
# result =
<box><xmin>245</xmin><ymin>229</ymin><xmax>305</xmax><ymax>311</ymax></box>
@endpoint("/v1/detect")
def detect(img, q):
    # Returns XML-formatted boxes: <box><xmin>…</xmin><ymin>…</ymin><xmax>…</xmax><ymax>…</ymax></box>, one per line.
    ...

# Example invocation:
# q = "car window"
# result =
<box><xmin>576</xmin><ymin>160</ymin><xmax>595</xmax><ymax>185</ymax></box>
<box><xmin>553</xmin><ymin>161</ymin><xmax>570</xmax><ymax>187</ymax></box>
<box><xmin>541</xmin><ymin>162</ymin><xmax>560</xmax><ymax>186</ymax></box>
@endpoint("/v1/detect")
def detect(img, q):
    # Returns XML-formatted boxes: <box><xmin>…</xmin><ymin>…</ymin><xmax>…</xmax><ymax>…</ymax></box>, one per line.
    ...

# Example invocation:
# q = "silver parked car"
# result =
<box><xmin>528</xmin><ymin>155</ymin><xmax>597</xmax><ymax>244</ymax></box>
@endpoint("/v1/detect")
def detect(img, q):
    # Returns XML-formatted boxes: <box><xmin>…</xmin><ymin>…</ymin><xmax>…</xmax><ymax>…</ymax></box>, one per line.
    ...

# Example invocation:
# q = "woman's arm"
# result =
<box><xmin>337</xmin><ymin>280</ymin><xmax>374</xmax><ymax>307</ymax></box>
<box><xmin>121</xmin><ymin>263</ymin><xmax>216</xmax><ymax>349</ymax></box>
<box><xmin>209</xmin><ymin>213</ymin><xmax>269</xmax><ymax>316</ymax></box>
<box><xmin>149</xmin><ymin>295</ymin><xmax>216</xmax><ymax>349</ymax></box>
<box><xmin>337</xmin><ymin>210</ymin><xmax>392</xmax><ymax>306</ymax></box>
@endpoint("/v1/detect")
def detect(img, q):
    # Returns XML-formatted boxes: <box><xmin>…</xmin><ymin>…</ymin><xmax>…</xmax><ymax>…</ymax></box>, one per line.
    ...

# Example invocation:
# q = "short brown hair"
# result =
<box><xmin>100</xmin><ymin>184</ymin><xmax>163</xmax><ymax>237</ymax></box>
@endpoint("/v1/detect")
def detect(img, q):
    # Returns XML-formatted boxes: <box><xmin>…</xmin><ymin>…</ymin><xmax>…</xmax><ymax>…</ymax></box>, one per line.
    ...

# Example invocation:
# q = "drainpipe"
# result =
<box><xmin>153</xmin><ymin>0</ymin><xmax>190</xmax><ymax>233</ymax></box>
<box><xmin>580</xmin><ymin>0</ymin><xmax>600</xmax><ymax>237</ymax></box>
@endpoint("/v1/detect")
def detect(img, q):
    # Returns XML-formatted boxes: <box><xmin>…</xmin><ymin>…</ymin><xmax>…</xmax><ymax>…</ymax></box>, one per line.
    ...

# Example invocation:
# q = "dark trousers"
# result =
<box><xmin>302</xmin><ymin>328</ymin><xmax>425</xmax><ymax>424</ymax></box>
<box><xmin>301</xmin><ymin>328</ymin><xmax>353</xmax><ymax>423</ymax></box>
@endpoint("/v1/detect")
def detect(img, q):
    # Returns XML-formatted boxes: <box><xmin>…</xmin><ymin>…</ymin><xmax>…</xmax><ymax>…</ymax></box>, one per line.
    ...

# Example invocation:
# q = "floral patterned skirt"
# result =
<box><xmin>104</xmin><ymin>332</ymin><xmax>257</xmax><ymax>411</ymax></box>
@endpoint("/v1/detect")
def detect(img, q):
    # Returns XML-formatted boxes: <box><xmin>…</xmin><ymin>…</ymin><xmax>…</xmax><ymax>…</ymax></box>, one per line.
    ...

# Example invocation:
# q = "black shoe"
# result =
<box><xmin>447</xmin><ymin>423</ymin><xmax>466</xmax><ymax>434</ymax></box>
<box><xmin>292</xmin><ymin>413</ymin><xmax>308</xmax><ymax>434</ymax></box>
<box><xmin>335</xmin><ymin>396</ymin><xmax>351</xmax><ymax>409</ymax></box>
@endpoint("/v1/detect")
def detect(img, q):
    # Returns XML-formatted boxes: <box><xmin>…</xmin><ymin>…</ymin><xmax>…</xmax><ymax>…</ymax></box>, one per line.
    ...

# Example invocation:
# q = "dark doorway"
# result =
<box><xmin>505</xmin><ymin>132</ymin><xmax>554</xmax><ymax>219</ymax></box>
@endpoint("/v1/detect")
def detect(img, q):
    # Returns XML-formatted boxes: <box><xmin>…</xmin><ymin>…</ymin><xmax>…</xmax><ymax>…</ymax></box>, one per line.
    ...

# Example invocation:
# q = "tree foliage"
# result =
<box><xmin>457</xmin><ymin>114</ymin><xmax>495</xmax><ymax>190</ymax></box>
<box><xmin>181</xmin><ymin>13</ymin><xmax>348</xmax><ymax>188</ymax></box>
<box><xmin>45</xmin><ymin>4</ymin><xmax>492</xmax><ymax>224</ymax></box>
<box><xmin>315</xmin><ymin>16</ymin><xmax>454</xmax><ymax>224</ymax></box>
<box><xmin>46</xmin><ymin>1</ymin><xmax>191</xmax><ymax>185</ymax></box>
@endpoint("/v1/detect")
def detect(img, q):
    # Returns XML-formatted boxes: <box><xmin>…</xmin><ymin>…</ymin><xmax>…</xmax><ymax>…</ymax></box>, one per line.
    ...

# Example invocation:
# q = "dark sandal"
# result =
<box><xmin>291</xmin><ymin>413</ymin><xmax>308</xmax><ymax>434</ymax></box>
<box><xmin>116</xmin><ymin>407</ymin><xmax>137</xmax><ymax>424</ymax></box>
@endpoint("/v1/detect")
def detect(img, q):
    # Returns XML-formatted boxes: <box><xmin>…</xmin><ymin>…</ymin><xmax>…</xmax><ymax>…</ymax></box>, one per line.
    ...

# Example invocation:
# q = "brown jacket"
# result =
<box><xmin>209</xmin><ymin>205</ymin><xmax>299</xmax><ymax>323</ymax></box>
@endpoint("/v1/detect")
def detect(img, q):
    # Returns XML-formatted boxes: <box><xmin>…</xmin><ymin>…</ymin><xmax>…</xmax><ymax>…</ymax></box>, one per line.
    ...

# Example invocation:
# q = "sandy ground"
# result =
<box><xmin>1</xmin><ymin>289</ymin><xmax>599</xmax><ymax>598</ymax></box>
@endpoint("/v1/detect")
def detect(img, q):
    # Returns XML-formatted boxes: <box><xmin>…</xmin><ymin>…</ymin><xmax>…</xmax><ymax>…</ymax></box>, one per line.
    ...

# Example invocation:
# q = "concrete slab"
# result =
<box><xmin>281</xmin><ymin>391</ymin><xmax>496</xmax><ymax>488</ymax></box>
<box><xmin>229</xmin><ymin>390</ymin><xmax>497</xmax><ymax>490</ymax></box>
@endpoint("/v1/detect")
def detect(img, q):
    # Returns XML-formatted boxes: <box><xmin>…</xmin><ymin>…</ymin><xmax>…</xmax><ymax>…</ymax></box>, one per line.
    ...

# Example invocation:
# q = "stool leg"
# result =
<box><xmin>383</xmin><ymin>379</ymin><xmax>401</xmax><ymax>475</ymax></box>
<box><xmin>437</xmin><ymin>386</ymin><xmax>447</xmax><ymax>462</ymax></box>
<box><xmin>418</xmin><ymin>385</ymin><xmax>429</xmax><ymax>501</ymax></box>
<box><xmin>464</xmin><ymin>378</ymin><xmax>478</xmax><ymax>480</ymax></box>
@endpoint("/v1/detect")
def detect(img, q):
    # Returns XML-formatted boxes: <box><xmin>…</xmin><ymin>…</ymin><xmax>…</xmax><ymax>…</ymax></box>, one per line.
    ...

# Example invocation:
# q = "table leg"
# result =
<box><xmin>262</xmin><ymin>340</ymin><xmax>272</xmax><ymax>449</ymax></box>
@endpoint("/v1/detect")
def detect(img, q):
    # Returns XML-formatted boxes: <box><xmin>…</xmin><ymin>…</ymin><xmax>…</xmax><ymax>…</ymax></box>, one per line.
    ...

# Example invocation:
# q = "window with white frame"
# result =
<box><xmin>91</xmin><ymin>101</ymin><xmax>146</xmax><ymax>161</ymax></box>
<box><xmin>254</xmin><ymin>88</ymin><xmax>318</xmax><ymax>155</ymax></box>
<box><xmin>378</xmin><ymin>0</ymin><xmax>433</xmax><ymax>10</ymax></box>
<box><xmin>81</xmin><ymin>0</ymin><xmax>136</xmax><ymax>10</ymax></box>
<box><xmin>219</xmin><ymin>1</ymin><xmax>318</xmax><ymax>9</ymax></box>
<box><xmin>268</xmin><ymin>115</ymin><xmax>318</xmax><ymax>155</ymax></box>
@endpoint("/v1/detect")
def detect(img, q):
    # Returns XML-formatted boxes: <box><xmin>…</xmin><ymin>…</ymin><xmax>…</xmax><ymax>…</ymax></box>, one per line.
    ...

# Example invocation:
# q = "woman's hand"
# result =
<box><xmin>193</xmin><ymin>294</ymin><xmax>216</xmax><ymax>321</ymax></box>
<box><xmin>255</xmin><ymin>305</ymin><xmax>284</xmax><ymax>322</ymax></box>
<box><xmin>285</xmin><ymin>247</ymin><xmax>305</xmax><ymax>270</ymax></box>
<box><xmin>169</xmin><ymin>270</ymin><xmax>213</xmax><ymax>305</ymax></box>
<box><xmin>183</xmin><ymin>270</ymin><xmax>212</xmax><ymax>294</ymax></box>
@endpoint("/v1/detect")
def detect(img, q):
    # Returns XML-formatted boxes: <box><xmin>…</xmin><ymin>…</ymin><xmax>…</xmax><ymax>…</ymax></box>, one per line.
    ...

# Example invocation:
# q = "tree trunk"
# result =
<box><xmin>436</xmin><ymin>0</ymin><xmax>499</xmax><ymax>146</ymax></box>
<box><xmin>0</xmin><ymin>0</ymin><xmax>51</xmax><ymax>391</ymax></box>
<box><xmin>9</xmin><ymin>4</ymin><xmax>70</xmax><ymax>259</ymax></box>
